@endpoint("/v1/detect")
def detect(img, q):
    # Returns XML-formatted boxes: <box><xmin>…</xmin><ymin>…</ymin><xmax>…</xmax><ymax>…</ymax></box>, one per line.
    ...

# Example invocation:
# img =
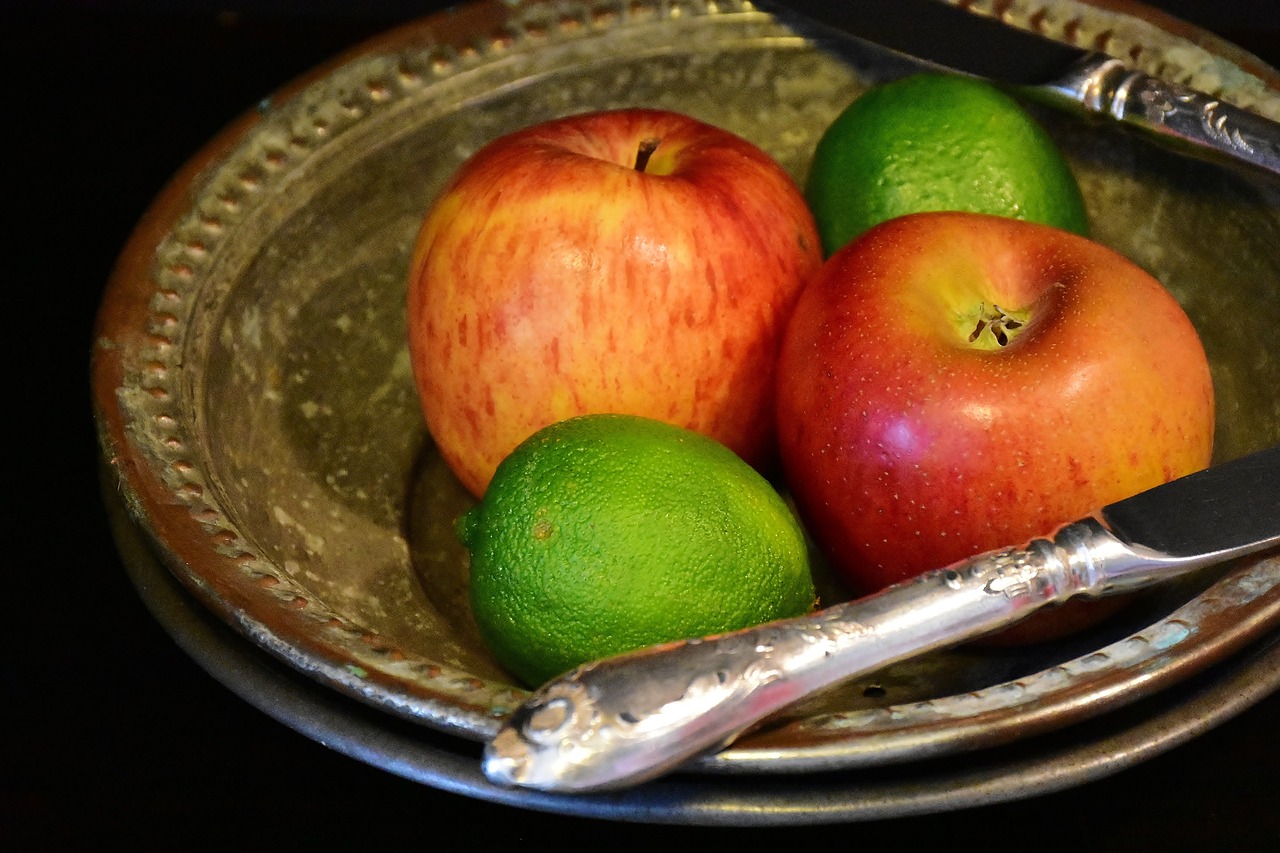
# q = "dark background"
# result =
<box><xmin>7</xmin><ymin>0</ymin><xmax>1280</xmax><ymax>848</ymax></box>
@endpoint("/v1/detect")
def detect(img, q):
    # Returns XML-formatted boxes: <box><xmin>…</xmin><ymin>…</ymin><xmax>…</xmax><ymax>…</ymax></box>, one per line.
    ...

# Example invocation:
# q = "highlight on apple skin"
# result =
<box><xmin>775</xmin><ymin>211</ymin><xmax>1215</xmax><ymax>640</ymax></box>
<box><xmin>408</xmin><ymin>108</ymin><xmax>823</xmax><ymax>498</ymax></box>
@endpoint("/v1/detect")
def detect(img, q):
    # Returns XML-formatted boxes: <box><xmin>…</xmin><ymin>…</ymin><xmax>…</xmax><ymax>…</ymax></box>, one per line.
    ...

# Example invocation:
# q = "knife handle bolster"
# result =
<box><xmin>1050</xmin><ymin>515</ymin><xmax>1189</xmax><ymax>597</ymax></box>
<box><xmin>1045</xmin><ymin>53</ymin><xmax>1280</xmax><ymax>177</ymax></box>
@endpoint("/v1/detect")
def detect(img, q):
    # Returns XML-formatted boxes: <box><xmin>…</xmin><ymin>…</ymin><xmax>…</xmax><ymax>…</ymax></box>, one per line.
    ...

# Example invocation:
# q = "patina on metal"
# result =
<box><xmin>91</xmin><ymin>0</ymin><xmax>1280</xmax><ymax>803</ymax></box>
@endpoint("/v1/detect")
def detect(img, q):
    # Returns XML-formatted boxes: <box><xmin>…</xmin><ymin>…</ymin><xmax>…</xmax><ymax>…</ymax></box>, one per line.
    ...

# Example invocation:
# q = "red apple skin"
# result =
<box><xmin>776</xmin><ymin>212</ymin><xmax>1214</xmax><ymax>636</ymax></box>
<box><xmin>408</xmin><ymin>108</ymin><xmax>822</xmax><ymax>497</ymax></box>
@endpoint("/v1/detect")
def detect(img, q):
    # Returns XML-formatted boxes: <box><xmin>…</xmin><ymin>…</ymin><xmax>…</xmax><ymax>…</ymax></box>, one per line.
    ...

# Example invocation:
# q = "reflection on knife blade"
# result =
<box><xmin>766</xmin><ymin>0</ymin><xmax>1280</xmax><ymax>177</ymax></box>
<box><xmin>482</xmin><ymin>445</ymin><xmax>1280</xmax><ymax>792</ymax></box>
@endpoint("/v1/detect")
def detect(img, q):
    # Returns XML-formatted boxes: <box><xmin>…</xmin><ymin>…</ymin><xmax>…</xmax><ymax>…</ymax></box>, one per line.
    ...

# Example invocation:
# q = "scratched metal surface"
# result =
<box><xmin>93</xmin><ymin>0</ymin><xmax>1280</xmax><ymax>778</ymax></box>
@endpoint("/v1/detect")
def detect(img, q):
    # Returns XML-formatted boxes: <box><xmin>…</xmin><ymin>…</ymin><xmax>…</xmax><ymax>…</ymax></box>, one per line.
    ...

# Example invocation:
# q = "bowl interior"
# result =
<box><xmin>102</xmin><ymin>1</ymin><xmax>1280</xmax><ymax>762</ymax></box>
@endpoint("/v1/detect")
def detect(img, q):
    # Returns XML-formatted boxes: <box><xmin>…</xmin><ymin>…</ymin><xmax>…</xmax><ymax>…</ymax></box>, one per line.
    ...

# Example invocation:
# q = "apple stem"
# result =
<box><xmin>634</xmin><ymin>137</ymin><xmax>661</xmax><ymax>172</ymax></box>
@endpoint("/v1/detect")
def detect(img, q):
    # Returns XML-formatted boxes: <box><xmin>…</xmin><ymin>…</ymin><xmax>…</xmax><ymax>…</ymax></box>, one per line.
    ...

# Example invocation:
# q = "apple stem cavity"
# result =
<box><xmin>968</xmin><ymin>303</ymin><xmax>1025</xmax><ymax>348</ymax></box>
<box><xmin>634</xmin><ymin>137</ymin><xmax>661</xmax><ymax>172</ymax></box>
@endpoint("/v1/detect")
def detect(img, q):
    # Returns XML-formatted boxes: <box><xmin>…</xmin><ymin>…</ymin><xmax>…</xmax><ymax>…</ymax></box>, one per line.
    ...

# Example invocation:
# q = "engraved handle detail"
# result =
<box><xmin>1041</xmin><ymin>54</ymin><xmax>1280</xmax><ymax>176</ymax></box>
<box><xmin>482</xmin><ymin>519</ymin><xmax>1137</xmax><ymax>792</ymax></box>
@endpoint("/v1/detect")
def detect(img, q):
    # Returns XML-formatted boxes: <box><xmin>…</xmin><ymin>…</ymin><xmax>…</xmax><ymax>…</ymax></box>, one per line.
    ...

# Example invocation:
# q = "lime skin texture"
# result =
<box><xmin>805</xmin><ymin>73</ymin><xmax>1089</xmax><ymax>256</ymax></box>
<box><xmin>458</xmin><ymin>414</ymin><xmax>816</xmax><ymax>687</ymax></box>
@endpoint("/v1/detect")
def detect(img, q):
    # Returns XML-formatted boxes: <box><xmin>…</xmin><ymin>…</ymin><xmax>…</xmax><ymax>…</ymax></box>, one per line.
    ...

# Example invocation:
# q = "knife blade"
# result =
<box><xmin>766</xmin><ymin>0</ymin><xmax>1280</xmax><ymax>178</ymax></box>
<box><xmin>482</xmin><ymin>444</ymin><xmax>1280</xmax><ymax>792</ymax></box>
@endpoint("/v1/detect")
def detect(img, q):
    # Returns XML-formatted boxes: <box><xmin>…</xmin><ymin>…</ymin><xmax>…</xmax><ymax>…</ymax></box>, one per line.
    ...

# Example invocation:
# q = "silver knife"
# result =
<box><xmin>482</xmin><ymin>444</ymin><xmax>1280</xmax><ymax>791</ymax></box>
<box><xmin>767</xmin><ymin>0</ymin><xmax>1280</xmax><ymax>178</ymax></box>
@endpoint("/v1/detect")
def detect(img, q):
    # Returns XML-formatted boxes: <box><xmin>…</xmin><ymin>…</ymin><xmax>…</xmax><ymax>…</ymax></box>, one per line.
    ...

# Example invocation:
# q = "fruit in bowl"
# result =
<box><xmin>407</xmin><ymin>108</ymin><xmax>822</xmax><ymax>498</ymax></box>
<box><xmin>458</xmin><ymin>414</ymin><xmax>816</xmax><ymax>687</ymax></box>
<box><xmin>775</xmin><ymin>211</ymin><xmax>1215</xmax><ymax>641</ymax></box>
<box><xmin>805</xmin><ymin>73</ymin><xmax>1090</xmax><ymax>256</ymax></box>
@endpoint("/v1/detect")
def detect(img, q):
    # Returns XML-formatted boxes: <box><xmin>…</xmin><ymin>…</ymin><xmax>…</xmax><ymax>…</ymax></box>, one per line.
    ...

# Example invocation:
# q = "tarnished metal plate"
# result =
<box><xmin>93</xmin><ymin>0</ymin><xmax>1280</xmax><ymax>782</ymax></box>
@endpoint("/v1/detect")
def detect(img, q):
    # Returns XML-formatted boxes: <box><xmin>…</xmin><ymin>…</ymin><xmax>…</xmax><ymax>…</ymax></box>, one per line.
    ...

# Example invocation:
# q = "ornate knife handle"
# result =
<box><xmin>482</xmin><ymin>516</ymin><xmax>1198</xmax><ymax>793</ymax></box>
<box><xmin>1043</xmin><ymin>53</ymin><xmax>1280</xmax><ymax>177</ymax></box>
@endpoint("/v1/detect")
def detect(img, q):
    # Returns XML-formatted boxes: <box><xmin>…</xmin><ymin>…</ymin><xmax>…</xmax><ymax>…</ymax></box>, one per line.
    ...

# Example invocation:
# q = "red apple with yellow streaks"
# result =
<box><xmin>408</xmin><ymin>108</ymin><xmax>822</xmax><ymax>497</ymax></box>
<box><xmin>776</xmin><ymin>211</ymin><xmax>1215</xmax><ymax>641</ymax></box>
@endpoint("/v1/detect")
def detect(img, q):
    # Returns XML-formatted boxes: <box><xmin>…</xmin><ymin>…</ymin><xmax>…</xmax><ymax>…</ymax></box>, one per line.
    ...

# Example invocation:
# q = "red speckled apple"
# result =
<box><xmin>776</xmin><ymin>211</ymin><xmax>1214</xmax><ymax>640</ymax></box>
<box><xmin>408</xmin><ymin>108</ymin><xmax>822</xmax><ymax>497</ymax></box>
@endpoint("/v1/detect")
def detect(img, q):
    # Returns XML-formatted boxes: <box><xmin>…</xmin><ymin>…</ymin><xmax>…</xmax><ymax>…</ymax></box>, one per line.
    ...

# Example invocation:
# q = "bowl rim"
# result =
<box><xmin>91</xmin><ymin>0</ymin><xmax>1280</xmax><ymax>776</ymax></box>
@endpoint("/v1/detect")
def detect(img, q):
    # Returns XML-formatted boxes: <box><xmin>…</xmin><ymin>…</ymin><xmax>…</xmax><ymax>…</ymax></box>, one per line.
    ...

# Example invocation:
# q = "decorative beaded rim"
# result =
<box><xmin>92</xmin><ymin>0</ymin><xmax>1280</xmax><ymax>772</ymax></box>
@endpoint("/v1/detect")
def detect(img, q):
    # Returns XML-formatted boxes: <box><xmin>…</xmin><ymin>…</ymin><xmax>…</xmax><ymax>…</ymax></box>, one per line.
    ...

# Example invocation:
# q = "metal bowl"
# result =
<box><xmin>92</xmin><ymin>0</ymin><xmax>1280</xmax><ymax>790</ymax></box>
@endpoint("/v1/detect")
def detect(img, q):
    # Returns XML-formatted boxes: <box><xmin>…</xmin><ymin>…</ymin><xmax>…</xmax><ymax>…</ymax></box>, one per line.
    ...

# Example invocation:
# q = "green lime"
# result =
<box><xmin>457</xmin><ymin>414</ymin><xmax>815</xmax><ymax>686</ymax></box>
<box><xmin>806</xmin><ymin>73</ymin><xmax>1089</xmax><ymax>255</ymax></box>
